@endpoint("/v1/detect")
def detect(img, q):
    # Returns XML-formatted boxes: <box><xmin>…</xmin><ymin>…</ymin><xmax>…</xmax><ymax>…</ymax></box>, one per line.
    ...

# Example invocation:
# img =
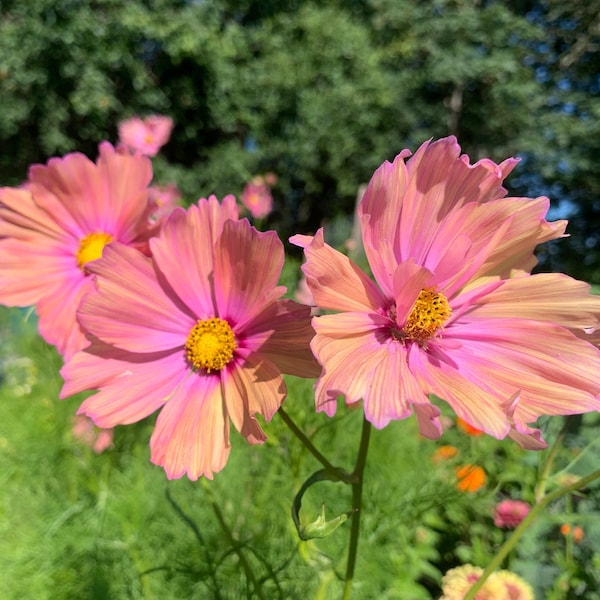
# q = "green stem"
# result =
<box><xmin>342</xmin><ymin>416</ymin><xmax>372</xmax><ymax>600</ymax></box>
<box><xmin>464</xmin><ymin>467</ymin><xmax>600</xmax><ymax>600</ymax></box>
<box><xmin>201</xmin><ymin>479</ymin><xmax>267</xmax><ymax>600</ymax></box>
<box><xmin>535</xmin><ymin>425</ymin><xmax>565</xmax><ymax>502</ymax></box>
<box><xmin>278</xmin><ymin>406</ymin><xmax>350</xmax><ymax>480</ymax></box>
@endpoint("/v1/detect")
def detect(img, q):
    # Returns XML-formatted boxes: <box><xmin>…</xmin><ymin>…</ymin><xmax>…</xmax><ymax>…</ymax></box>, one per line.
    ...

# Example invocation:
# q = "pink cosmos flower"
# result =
<box><xmin>0</xmin><ymin>142</ymin><xmax>157</xmax><ymax>359</ymax></box>
<box><xmin>72</xmin><ymin>415</ymin><xmax>114</xmax><ymax>454</ymax></box>
<box><xmin>118</xmin><ymin>115</ymin><xmax>174</xmax><ymax>157</ymax></box>
<box><xmin>241</xmin><ymin>181</ymin><xmax>273</xmax><ymax>219</ymax></box>
<box><xmin>493</xmin><ymin>499</ymin><xmax>531</xmax><ymax>528</ymax></box>
<box><xmin>148</xmin><ymin>182</ymin><xmax>182</xmax><ymax>223</ymax></box>
<box><xmin>60</xmin><ymin>196</ymin><xmax>319</xmax><ymax>480</ymax></box>
<box><xmin>291</xmin><ymin>136</ymin><xmax>600</xmax><ymax>448</ymax></box>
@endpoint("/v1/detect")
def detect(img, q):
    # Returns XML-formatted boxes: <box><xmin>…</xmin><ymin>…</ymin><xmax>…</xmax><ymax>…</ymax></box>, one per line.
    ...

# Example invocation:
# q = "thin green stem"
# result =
<box><xmin>464</xmin><ymin>467</ymin><xmax>600</xmax><ymax>600</ymax></box>
<box><xmin>201</xmin><ymin>479</ymin><xmax>267</xmax><ymax>600</ymax></box>
<box><xmin>535</xmin><ymin>426</ymin><xmax>565</xmax><ymax>502</ymax></box>
<box><xmin>278</xmin><ymin>406</ymin><xmax>351</xmax><ymax>480</ymax></box>
<box><xmin>342</xmin><ymin>416</ymin><xmax>372</xmax><ymax>600</ymax></box>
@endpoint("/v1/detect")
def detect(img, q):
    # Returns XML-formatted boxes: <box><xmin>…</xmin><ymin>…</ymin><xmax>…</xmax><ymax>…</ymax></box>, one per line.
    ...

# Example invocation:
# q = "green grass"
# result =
<box><xmin>1</xmin><ymin>304</ymin><xmax>600</xmax><ymax>599</ymax></box>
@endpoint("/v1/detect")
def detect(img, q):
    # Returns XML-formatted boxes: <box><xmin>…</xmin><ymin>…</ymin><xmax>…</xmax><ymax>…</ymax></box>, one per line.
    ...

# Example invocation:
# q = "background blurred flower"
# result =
<box><xmin>61</xmin><ymin>196</ymin><xmax>319</xmax><ymax>480</ymax></box>
<box><xmin>241</xmin><ymin>180</ymin><xmax>273</xmax><ymax>219</ymax></box>
<box><xmin>456</xmin><ymin>416</ymin><xmax>484</xmax><ymax>437</ymax></box>
<box><xmin>560</xmin><ymin>523</ymin><xmax>584</xmax><ymax>543</ymax></box>
<box><xmin>0</xmin><ymin>142</ymin><xmax>157</xmax><ymax>358</ymax></box>
<box><xmin>431</xmin><ymin>444</ymin><xmax>459</xmax><ymax>464</ymax></box>
<box><xmin>71</xmin><ymin>415</ymin><xmax>113</xmax><ymax>454</ymax></box>
<box><xmin>455</xmin><ymin>464</ymin><xmax>486</xmax><ymax>493</ymax></box>
<box><xmin>440</xmin><ymin>564</ymin><xmax>533</xmax><ymax>600</ymax></box>
<box><xmin>493</xmin><ymin>499</ymin><xmax>531</xmax><ymax>528</ymax></box>
<box><xmin>148</xmin><ymin>183</ymin><xmax>182</xmax><ymax>223</ymax></box>
<box><xmin>292</xmin><ymin>136</ymin><xmax>600</xmax><ymax>448</ymax></box>
<box><xmin>118</xmin><ymin>115</ymin><xmax>173</xmax><ymax>156</ymax></box>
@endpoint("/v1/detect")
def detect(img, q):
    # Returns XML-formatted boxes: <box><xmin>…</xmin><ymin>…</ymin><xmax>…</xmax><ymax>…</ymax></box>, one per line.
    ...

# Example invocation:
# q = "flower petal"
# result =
<box><xmin>64</xmin><ymin>344</ymin><xmax>186</xmax><ymax>427</ymax></box>
<box><xmin>242</xmin><ymin>299</ymin><xmax>320</xmax><ymax>378</ymax></box>
<box><xmin>291</xmin><ymin>229</ymin><xmax>388</xmax><ymax>312</ymax></box>
<box><xmin>213</xmin><ymin>219</ymin><xmax>285</xmax><ymax>327</ymax></box>
<box><xmin>150</xmin><ymin>374</ymin><xmax>230</xmax><ymax>480</ymax></box>
<box><xmin>80</xmin><ymin>243</ymin><xmax>193</xmax><ymax>352</ymax></box>
<box><xmin>224</xmin><ymin>352</ymin><xmax>286</xmax><ymax>443</ymax></box>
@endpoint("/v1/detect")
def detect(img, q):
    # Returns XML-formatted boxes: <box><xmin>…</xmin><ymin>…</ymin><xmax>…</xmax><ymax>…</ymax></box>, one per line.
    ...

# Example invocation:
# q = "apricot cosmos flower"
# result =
<box><xmin>291</xmin><ymin>136</ymin><xmax>600</xmax><ymax>448</ymax></box>
<box><xmin>118</xmin><ymin>114</ymin><xmax>174</xmax><ymax>156</ymax></box>
<box><xmin>60</xmin><ymin>196</ymin><xmax>319</xmax><ymax>480</ymax></box>
<box><xmin>0</xmin><ymin>143</ymin><xmax>157</xmax><ymax>358</ymax></box>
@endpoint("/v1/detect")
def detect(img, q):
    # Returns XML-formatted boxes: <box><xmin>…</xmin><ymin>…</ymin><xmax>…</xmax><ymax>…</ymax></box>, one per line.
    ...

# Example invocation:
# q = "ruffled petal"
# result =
<box><xmin>291</xmin><ymin>229</ymin><xmax>388</xmax><ymax>312</ymax></box>
<box><xmin>80</xmin><ymin>243</ymin><xmax>193</xmax><ymax>352</ymax></box>
<box><xmin>470</xmin><ymin>273</ymin><xmax>600</xmax><ymax>330</ymax></box>
<box><xmin>65</xmin><ymin>344</ymin><xmax>186</xmax><ymax>427</ymax></box>
<box><xmin>36</xmin><ymin>272</ymin><xmax>94</xmax><ymax>359</ymax></box>
<box><xmin>213</xmin><ymin>219</ymin><xmax>285</xmax><ymax>327</ymax></box>
<box><xmin>241</xmin><ymin>299</ymin><xmax>320</xmax><ymax>378</ymax></box>
<box><xmin>150</xmin><ymin>374</ymin><xmax>230</xmax><ymax>480</ymax></box>
<box><xmin>223</xmin><ymin>352</ymin><xmax>287</xmax><ymax>443</ymax></box>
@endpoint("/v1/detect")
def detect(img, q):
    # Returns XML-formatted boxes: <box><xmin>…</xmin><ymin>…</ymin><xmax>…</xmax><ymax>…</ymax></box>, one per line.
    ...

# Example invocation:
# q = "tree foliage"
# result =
<box><xmin>0</xmin><ymin>0</ymin><xmax>598</xmax><ymax>278</ymax></box>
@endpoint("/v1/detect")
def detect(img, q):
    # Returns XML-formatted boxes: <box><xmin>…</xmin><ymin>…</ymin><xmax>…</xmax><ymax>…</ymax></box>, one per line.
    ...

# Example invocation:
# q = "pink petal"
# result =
<box><xmin>409</xmin><ymin>343</ymin><xmax>512</xmax><ymax>439</ymax></box>
<box><xmin>291</xmin><ymin>229</ymin><xmax>388</xmax><ymax>312</ymax></box>
<box><xmin>0</xmin><ymin>187</ymin><xmax>68</xmax><ymax>240</ymax></box>
<box><xmin>223</xmin><ymin>353</ymin><xmax>286</xmax><ymax>443</ymax></box>
<box><xmin>36</xmin><ymin>272</ymin><xmax>95</xmax><ymax>359</ymax></box>
<box><xmin>213</xmin><ymin>219</ymin><xmax>285</xmax><ymax>327</ymax></box>
<box><xmin>65</xmin><ymin>345</ymin><xmax>187</xmax><ymax>427</ymax></box>
<box><xmin>150</xmin><ymin>198</ymin><xmax>238</xmax><ymax>318</ymax></box>
<box><xmin>470</xmin><ymin>273</ymin><xmax>600</xmax><ymax>330</ymax></box>
<box><xmin>0</xmin><ymin>236</ymin><xmax>78</xmax><ymax>306</ymax></box>
<box><xmin>79</xmin><ymin>243</ymin><xmax>193</xmax><ymax>352</ymax></box>
<box><xmin>312</xmin><ymin>313</ymin><xmax>393</xmax><ymax>414</ymax></box>
<box><xmin>444</xmin><ymin>318</ymin><xmax>600</xmax><ymax>420</ymax></box>
<box><xmin>150</xmin><ymin>374</ymin><xmax>230</xmax><ymax>480</ymax></box>
<box><xmin>241</xmin><ymin>299</ymin><xmax>321</xmax><ymax>378</ymax></box>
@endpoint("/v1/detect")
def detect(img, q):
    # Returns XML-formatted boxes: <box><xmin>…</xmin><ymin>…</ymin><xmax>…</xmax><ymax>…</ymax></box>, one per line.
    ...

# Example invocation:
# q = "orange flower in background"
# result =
<box><xmin>456</xmin><ymin>417</ymin><xmax>483</xmax><ymax>437</ymax></box>
<box><xmin>431</xmin><ymin>444</ymin><xmax>459</xmax><ymax>463</ymax></box>
<box><xmin>455</xmin><ymin>464</ymin><xmax>486</xmax><ymax>492</ymax></box>
<box><xmin>561</xmin><ymin>524</ymin><xmax>584</xmax><ymax>543</ymax></box>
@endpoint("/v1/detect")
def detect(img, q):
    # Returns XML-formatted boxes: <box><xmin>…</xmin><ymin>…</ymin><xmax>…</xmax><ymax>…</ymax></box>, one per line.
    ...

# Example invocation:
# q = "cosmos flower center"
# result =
<box><xmin>76</xmin><ymin>232</ymin><xmax>114</xmax><ymax>270</ymax></box>
<box><xmin>401</xmin><ymin>288</ymin><xmax>451</xmax><ymax>342</ymax></box>
<box><xmin>185</xmin><ymin>317</ymin><xmax>237</xmax><ymax>373</ymax></box>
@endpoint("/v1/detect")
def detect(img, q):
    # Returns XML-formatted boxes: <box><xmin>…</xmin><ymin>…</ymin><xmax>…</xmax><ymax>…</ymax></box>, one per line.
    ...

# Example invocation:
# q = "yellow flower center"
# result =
<box><xmin>401</xmin><ymin>288</ymin><xmax>451</xmax><ymax>343</ymax></box>
<box><xmin>185</xmin><ymin>317</ymin><xmax>237</xmax><ymax>373</ymax></box>
<box><xmin>76</xmin><ymin>232</ymin><xmax>114</xmax><ymax>270</ymax></box>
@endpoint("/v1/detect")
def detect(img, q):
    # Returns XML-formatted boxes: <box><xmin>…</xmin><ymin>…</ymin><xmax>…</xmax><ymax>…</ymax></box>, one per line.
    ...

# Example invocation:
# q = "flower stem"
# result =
<box><xmin>342</xmin><ymin>416</ymin><xmax>372</xmax><ymax>600</ymax></box>
<box><xmin>201</xmin><ymin>479</ymin><xmax>267</xmax><ymax>600</ymax></box>
<box><xmin>464</xmin><ymin>467</ymin><xmax>600</xmax><ymax>600</ymax></box>
<box><xmin>278</xmin><ymin>406</ymin><xmax>351</xmax><ymax>481</ymax></box>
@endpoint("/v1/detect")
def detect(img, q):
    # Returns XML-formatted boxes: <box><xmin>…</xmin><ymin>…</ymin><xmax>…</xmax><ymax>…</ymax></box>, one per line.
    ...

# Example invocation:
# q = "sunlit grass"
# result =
<box><xmin>1</xmin><ymin>300</ymin><xmax>600</xmax><ymax>599</ymax></box>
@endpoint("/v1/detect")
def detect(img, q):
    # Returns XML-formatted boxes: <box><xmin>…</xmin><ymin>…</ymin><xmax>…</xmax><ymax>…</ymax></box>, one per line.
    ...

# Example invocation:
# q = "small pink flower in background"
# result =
<box><xmin>72</xmin><ymin>415</ymin><xmax>113</xmax><ymax>454</ymax></box>
<box><xmin>0</xmin><ymin>142</ymin><xmax>157</xmax><ymax>359</ymax></box>
<box><xmin>241</xmin><ymin>180</ymin><xmax>273</xmax><ymax>219</ymax></box>
<box><xmin>292</xmin><ymin>136</ymin><xmax>600</xmax><ymax>448</ymax></box>
<box><xmin>118</xmin><ymin>115</ymin><xmax>174</xmax><ymax>157</ymax></box>
<box><xmin>440</xmin><ymin>564</ymin><xmax>533</xmax><ymax>600</ymax></box>
<box><xmin>148</xmin><ymin>183</ymin><xmax>182</xmax><ymax>223</ymax></box>
<box><xmin>61</xmin><ymin>196</ymin><xmax>319</xmax><ymax>480</ymax></box>
<box><xmin>493</xmin><ymin>499</ymin><xmax>531</xmax><ymax>528</ymax></box>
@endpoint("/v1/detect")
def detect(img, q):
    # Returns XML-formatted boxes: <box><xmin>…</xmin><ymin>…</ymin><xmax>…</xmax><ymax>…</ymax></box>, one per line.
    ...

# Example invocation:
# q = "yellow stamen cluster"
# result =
<box><xmin>185</xmin><ymin>317</ymin><xmax>236</xmax><ymax>373</ymax></box>
<box><xmin>76</xmin><ymin>232</ymin><xmax>114</xmax><ymax>270</ymax></box>
<box><xmin>402</xmin><ymin>288</ymin><xmax>451</xmax><ymax>343</ymax></box>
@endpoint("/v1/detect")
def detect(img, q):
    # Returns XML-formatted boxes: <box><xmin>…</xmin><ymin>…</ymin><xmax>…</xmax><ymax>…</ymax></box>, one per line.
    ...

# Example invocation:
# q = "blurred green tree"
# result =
<box><xmin>0</xmin><ymin>0</ymin><xmax>598</xmax><ymax>278</ymax></box>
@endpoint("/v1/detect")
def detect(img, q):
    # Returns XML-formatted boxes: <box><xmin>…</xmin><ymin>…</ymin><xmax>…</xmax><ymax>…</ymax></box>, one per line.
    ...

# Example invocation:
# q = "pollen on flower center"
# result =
<box><xmin>185</xmin><ymin>317</ymin><xmax>237</xmax><ymax>373</ymax></box>
<box><xmin>401</xmin><ymin>288</ymin><xmax>451</xmax><ymax>342</ymax></box>
<box><xmin>76</xmin><ymin>232</ymin><xmax>114</xmax><ymax>270</ymax></box>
